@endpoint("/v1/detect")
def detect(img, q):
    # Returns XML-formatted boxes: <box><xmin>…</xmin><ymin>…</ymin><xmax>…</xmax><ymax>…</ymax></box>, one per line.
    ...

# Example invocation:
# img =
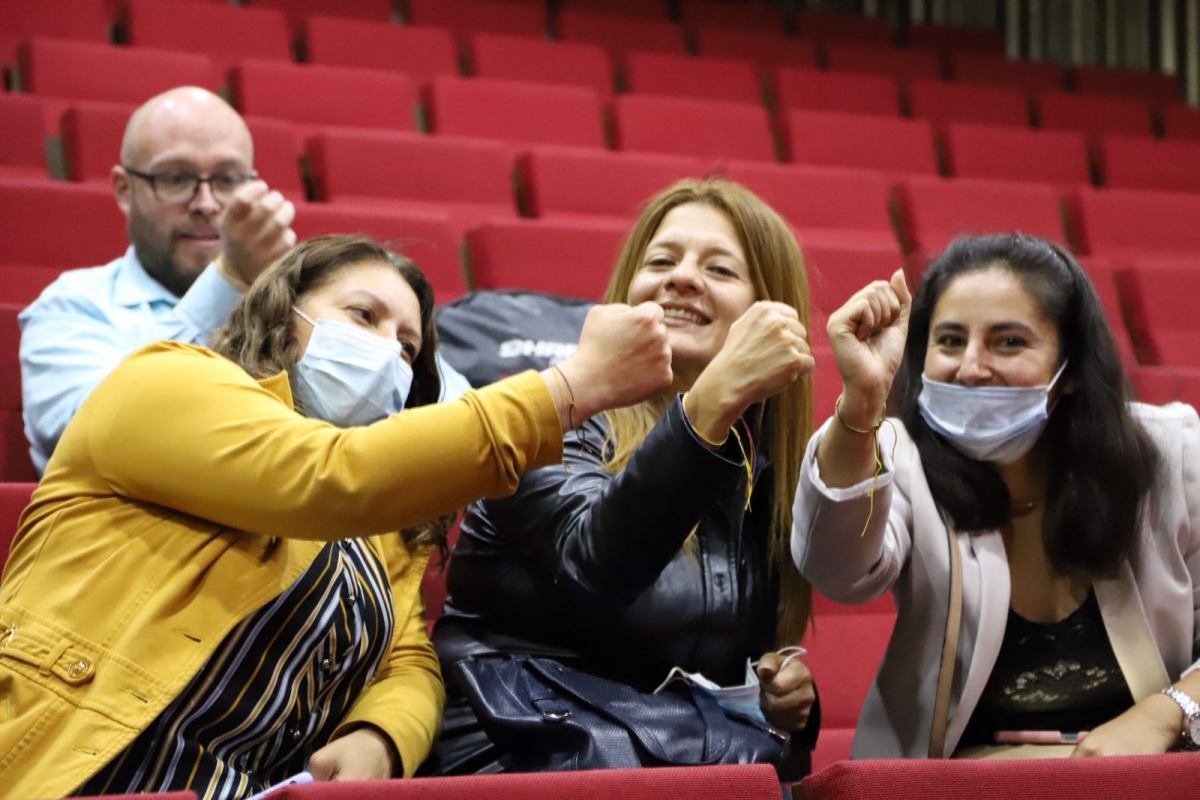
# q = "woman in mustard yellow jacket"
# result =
<box><xmin>0</xmin><ymin>235</ymin><xmax>672</xmax><ymax>800</ymax></box>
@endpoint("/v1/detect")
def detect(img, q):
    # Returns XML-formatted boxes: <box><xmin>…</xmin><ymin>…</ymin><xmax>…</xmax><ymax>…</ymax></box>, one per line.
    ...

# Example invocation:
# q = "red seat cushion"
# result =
<box><xmin>125</xmin><ymin>0</ymin><xmax>292</xmax><ymax>73</ymax></box>
<box><xmin>783</xmin><ymin>110</ymin><xmax>937</xmax><ymax>177</ymax></box>
<box><xmin>465</xmin><ymin>218</ymin><xmax>629</xmax><ymax>300</ymax></box>
<box><xmin>518</xmin><ymin>146</ymin><xmax>702</xmax><ymax>221</ymax></box>
<box><xmin>470</xmin><ymin>33</ymin><xmax>614</xmax><ymax>100</ymax></box>
<box><xmin>1098</xmin><ymin>135</ymin><xmax>1200</xmax><ymax>194</ymax></box>
<box><xmin>426</xmin><ymin>76</ymin><xmax>606</xmax><ymax>150</ymax></box>
<box><xmin>290</xmin><ymin>202</ymin><xmax>466</xmax><ymax>303</ymax></box>
<box><xmin>304</xmin><ymin>16</ymin><xmax>459</xmax><ymax>82</ymax></box>
<box><xmin>823</xmin><ymin>42</ymin><xmax>943</xmax><ymax>82</ymax></box>
<box><xmin>944</xmin><ymin>123</ymin><xmax>1089</xmax><ymax>187</ymax></box>
<box><xmin>615</xmin><ymin>95</ymin><xmax>775</xmax><ymax>162</ymax></box>
<box><xmin>624</xmin><ymin>51</ymin><xmax>760</xmax><ymax>105</ymax></box>
<box><xmin>897</xmin><ymin>177</ymin><xmax>1067</xmax><ymax>257</ymax></box>
<box><xmin>907</xmin><ymin>79</ymin><xmax>1030</xmax><ymax>132</ymax></box>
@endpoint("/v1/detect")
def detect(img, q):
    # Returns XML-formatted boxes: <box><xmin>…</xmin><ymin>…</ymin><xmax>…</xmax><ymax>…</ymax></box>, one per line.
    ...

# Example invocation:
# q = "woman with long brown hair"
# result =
<box><xmin>0</xmin><ymin>234</ymin><xmax>672</xmax><ymax>799</ymax></box>
<box><xmin>429</xmin><ymin>178</ymin><xmax>821</xmax><ymax>779</ymax></box>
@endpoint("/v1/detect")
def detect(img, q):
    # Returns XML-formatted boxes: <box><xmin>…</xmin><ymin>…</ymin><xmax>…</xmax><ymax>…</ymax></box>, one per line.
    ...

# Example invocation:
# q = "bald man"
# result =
<box><xmin>18</xmin><ymin>88</ymin><xmax>294</xmax><ymax>474</ymax></box>
<box><xmin>20</xmin><ymin>88</ymin><xmax>470</xmax><ymax>476</ymax></box>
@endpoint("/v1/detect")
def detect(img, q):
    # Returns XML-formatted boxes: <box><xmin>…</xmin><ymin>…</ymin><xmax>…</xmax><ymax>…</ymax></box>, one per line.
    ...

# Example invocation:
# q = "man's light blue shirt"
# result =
<box><xmin>19</xmin><ymin>247</ymin><xmax>471</xmax><ymax>475</ymax></box>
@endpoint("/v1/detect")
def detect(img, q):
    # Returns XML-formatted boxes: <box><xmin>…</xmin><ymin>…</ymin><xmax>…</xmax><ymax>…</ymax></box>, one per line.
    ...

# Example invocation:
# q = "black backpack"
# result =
<box><xmin>436</xmin><ymin>290</ymin><xmax>594</xmax><ymax>389</ymax></box>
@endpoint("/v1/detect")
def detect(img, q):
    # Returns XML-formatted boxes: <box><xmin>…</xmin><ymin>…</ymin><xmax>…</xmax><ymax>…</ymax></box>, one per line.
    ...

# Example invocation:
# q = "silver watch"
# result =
<box><xmin>1160</xmin><ymin>687</ymin><xmax>1200</xmax><ymax>746</ymax></box>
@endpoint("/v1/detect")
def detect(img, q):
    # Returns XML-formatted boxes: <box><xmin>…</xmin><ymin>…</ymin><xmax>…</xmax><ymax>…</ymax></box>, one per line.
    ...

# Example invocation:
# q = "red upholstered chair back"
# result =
<box><xmin>802</xmin><ymin>753</ymin><xmax>1200</xmax><ymax>800</ymax></box>
<box><xmin>270</xmin><ymin>765</ymin><xmax>782</xmax><ymax>800</ymax></box>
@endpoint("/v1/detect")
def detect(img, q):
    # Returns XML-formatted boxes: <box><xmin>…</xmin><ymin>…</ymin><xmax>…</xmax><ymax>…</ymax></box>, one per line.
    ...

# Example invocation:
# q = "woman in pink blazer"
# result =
<box><xmin>792</xmin><ymin>233</ymin><xmax>1200</xmax><ymax>758</ymax></box>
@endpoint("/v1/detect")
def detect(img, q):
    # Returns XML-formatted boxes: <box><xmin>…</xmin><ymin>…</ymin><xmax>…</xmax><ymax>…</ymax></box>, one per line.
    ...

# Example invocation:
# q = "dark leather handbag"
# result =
<box><xmin>452</xmin><ymin>654</ymin><xmax>790</xmax><ymax>773</ymax></box>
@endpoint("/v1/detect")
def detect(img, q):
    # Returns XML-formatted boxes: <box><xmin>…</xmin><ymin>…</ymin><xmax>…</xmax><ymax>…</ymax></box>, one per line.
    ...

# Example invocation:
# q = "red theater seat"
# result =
<box><xmin>291</xmin><ymin>202</ymin><xmax>466</xmax><ymax>303</ymax></box>
<box><xmin>0</xmin><ymin>181</ymin><xmax>126</xmax><ymax>268</ymax></box>
<box><xmin>907</xmin><ymin>23</ymin><xmax>1004</xmax><ymax>55</ymax></box>
<box><xmin>1133</xmin><ymin>366</ymin><xmax>1200</xmax><ymax>408</ymax></box>
<box><xmin>470</xmin><ymin>33</ymin><xmax>613</xmax><ymax>100</ymax></box>
<box><xmin>775</xmin><ymin>67</ymin><xmax>901</xmax><ymax>116</ymax></box>
<box><xmin>783</xmin><ymin>110</ymin><xmax>937</xmax><ymax>177</ymax></box>
<box><xmin>1161</xmin><ymin>104</ymin><xmax>1200</xmax><ymax>142</ymax></box>
<box><xmin>678</xmin><ymin>0</ymin><xmax>788</xmax><ymax>35</ymax></box>
<box><xmin>1075</xmin><ymin>188</ymin><xmax>1200</xmax><ymax>258</ymax></box>
<box><xmin>795</xmin><ymin>11</ymin><xmax>893</xmax><ymax>46</ymax></box>
<box><xmin>247</xmin><ymin>0</ymin><xmax>394</xmax><ymax>30</ymax></box>
<box><xmin>308</xmin><ymin>130</ymin><xmax>516</xmax><ymax>233</ymax></box>
<box><xmin>420</xmin><ymin>520</ymin><xmax>460</xmax><ymax>630</ymax></box>
<box><xmin>720</xmin><ymin>161</ymin><xmax>899</xmax><ymax>252</ymax></box>
<box><xmin>0</xmin><ymin>95</ymin><xmax>49</xmax><ymax>180</ymax></box>
<box><xmin>951</xmin><ymin>52</ymin><xmax>1063</xmax><ymax>94</ymax></box>
<box><xmin>0</xmin><ymin>302</ymin><xmax>37</xmax><ymax>484</ymax></box>
<box><xmin>693</xmin><ymin>27</ymin><xmax>817</xmax><ymax>73</ymax></box>
<box><xmin>1037</xmin><ymin>91</ymin><xmax>1153</xmax><ymax>141</ymax></box>
<box><xmin>559</xmin><ymin>0</ymin><xmax>672</xmax><ymax>17</ymax></box>
<box><xmin>802</xmin><ymin>753</ymin><xmax>1200</xmax><ymax>800</ymax></box>
<box><xmin>1115</xmin><ymin>264</ymin><xmax>1200</xmax><ymax>368</ymax></box>
<box><xmin>1074</xmin><ymin>255</ymin><xmax>1138</xmax><ymax>367</ymax></box>
<box><xmin>801</xmin><ymin>597</ymin><xmax>896</xmax><ymax>771</ymax></box>
<box><xmin>518</xmin><ymin>146</ymin><xmax>702</xmax><ymax>221</ymax></box>
<box><xmin>944</xmin><ymin>123</ymin><xmax>1089</xmax><ymax>187</ymax></box>
<box><xmin>556</xmin><ymin>10</ymin><xmax>687</xmax><ymax>60</ymax></box>
<box><xmin>907</xmin><ymin>80</ymin><xmax>1030</xmax><ymax>131</ymax></box>
<box><xmin>624</xmin><ymin>51</ymin><xmax>760</xmax><ymax>104</ymax></box>
<box><xmin>62</xmin><ymin>101</ymin><xmax>306</xmax><ymax>200</ymax></box>
<box><xmin>897</xmin><ymin>177</ymin><xmax>1067</xmax><ymax>258</ymax></box>
<box><xmin>404</xmin><ymin>0</ymin><xmax>545</xmax><ymax>44</ymax></box>
<box><xmin>1098</xmin><ymin>135</ymin><xmax>1200</xmax><ymax>194</ymax></box>
<box><xmin>1072</xmin><ymin>65</ymin><xmax>1182</xmax><ymax>105</ymax></box>
<box><xmin>231</xmin><ymin>60</ymin><xmax>419</xmax><ymax>138</ymax></box>
<box><xmin>558</xmin><ymin>0</ymin><xmax>669</xmax><ymax>17</ymax></box>
<box><xmin>823</xmin><ymin>42</ymin><xmax>943</xmax><ymax>82</ymax></box>
<box><xmin>465</xmin><ymin>218</ymin><xmax>628</xmax><ymax>299</ymax></box>
<box><xmin>0</xmin><ymin>481</ymin><xmax>36</xmax><ymax>571</ymax></box>
<box><xmin>425</xmin><ymin>76</ymin><xmax>605</xmax><ymax>149</ymax></box>
<box><xmin>614</xmin><ymin>95</ymin><xmax>775</xmax><ymax>162</ymax></box>
<box><xmin>124</xmin><ymin>0</ymin><xmax>292</xmax><ymax>73</ymax></box>
<box><xmin>18</xmin><ymin>38</ymin><xmax>220</xmax><ymax>120</ymax></box>
<box><xmin>0</xmin><ymin>265</ymin><xmax>67</xmax><ymax>307</ymax></box>
<box><xmin>266</xmin><ymin>766</ymin><xmax>781</xmax><ymax>800</ymax></box>
<box><xmin>802</xmin><ymin>244</ymin><xmax>904</xmax><ymax>315</ymax></box>
<box><xmin>0</xmin><ymin>0</ymin><xmax>108</xmax><ymax>67</ymax></box>
<box><xmin>304</xmin><ymin>17</ymin><xmax>458</xmax><ymax>82</ymax></box>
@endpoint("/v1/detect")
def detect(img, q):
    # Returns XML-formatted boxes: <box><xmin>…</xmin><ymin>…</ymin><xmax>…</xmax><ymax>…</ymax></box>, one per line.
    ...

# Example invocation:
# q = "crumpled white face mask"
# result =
<box><xmin>290</xmin><ymin>307</ymin><xmax>413</xmax><ymax>427</ymax></box>
<box><xmin>917</xmin><ymin>361</ymin><xmax>1068</xmax><ymax>464</ymax></box>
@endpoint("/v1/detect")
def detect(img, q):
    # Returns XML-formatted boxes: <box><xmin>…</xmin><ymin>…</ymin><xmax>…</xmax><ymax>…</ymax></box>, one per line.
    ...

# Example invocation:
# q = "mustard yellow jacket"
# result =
<box><xmin>0</xmin><ymin>341</ymin><xmax>563</xmax><ymax>800</ymax></box>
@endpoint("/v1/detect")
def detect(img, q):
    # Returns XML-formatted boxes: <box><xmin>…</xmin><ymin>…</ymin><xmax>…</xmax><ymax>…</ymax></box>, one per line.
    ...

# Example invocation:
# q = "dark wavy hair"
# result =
<box><xmin>892</xmin><ymin>233</ymin><xmax>1161</xmax><ymax>577</ymax></box>
<box><xmin>210</xmin><ymin>234</ymin><xmax>441</xmax><ymax>407</ymax></box>
<box><xmin>211</xmin><ymin>234</ymin><xmax>450</xmax><ymax>549</ymax></box>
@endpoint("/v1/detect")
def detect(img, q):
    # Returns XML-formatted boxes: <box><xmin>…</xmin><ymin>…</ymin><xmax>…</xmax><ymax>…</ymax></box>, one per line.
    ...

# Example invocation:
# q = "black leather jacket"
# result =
<box><xmin>432</xmin><ymin>397</ymin><xmax>819</xmax><ymax>774</ymax></box>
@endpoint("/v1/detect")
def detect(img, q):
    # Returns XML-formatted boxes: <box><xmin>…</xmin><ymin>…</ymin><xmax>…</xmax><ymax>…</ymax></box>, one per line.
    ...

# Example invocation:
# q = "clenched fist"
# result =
<box><xmin>826</xmin><ymin>269</ymin><xmax>912</xmax><ymax>429</ymax></box>
<box><xmin>216</xmin><ymin>179</ymin><xmax>297</xmax><ymax>289</ymax></box>
<box><xmin>686</xmin><ymin>301</ymin><xmax>813</xmax><ymax>442</ymax></box>
<box><xmin>555</xmin><ymin>302</ymin><xmax>674</xmax><ymax>424</ymax></box>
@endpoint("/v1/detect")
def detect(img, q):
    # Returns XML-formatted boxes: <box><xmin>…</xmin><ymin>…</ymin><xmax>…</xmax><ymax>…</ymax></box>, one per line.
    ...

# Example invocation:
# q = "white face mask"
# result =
<box><xmin>917</xmin><ymin>361</ymin><xmax>1068</xmax><ymax>464</ymax></box>
<box><xmin>290</xmin><ymin>307</ymin><xmax>413</xmax><ymax>427</ymax></box>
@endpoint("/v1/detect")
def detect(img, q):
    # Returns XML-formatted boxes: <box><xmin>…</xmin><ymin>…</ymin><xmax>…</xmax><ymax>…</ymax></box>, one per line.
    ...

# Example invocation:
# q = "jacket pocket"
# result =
<box><xmin>0</xmin><ymin>620</ymin><xmax>97</xmax><ymax>689</ymax></box>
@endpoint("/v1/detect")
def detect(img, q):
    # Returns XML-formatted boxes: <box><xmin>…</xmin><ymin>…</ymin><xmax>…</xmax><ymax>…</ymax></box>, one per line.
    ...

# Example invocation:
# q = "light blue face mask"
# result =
<box><xmin>918</xmin><ymin>361</ymin><xmax>1068</xmax><ymax>464</ymax></box>
<box><xmin>290</xmin><ymin>308</ymin><xmax>413</xmax><ymax>427</ymax></box>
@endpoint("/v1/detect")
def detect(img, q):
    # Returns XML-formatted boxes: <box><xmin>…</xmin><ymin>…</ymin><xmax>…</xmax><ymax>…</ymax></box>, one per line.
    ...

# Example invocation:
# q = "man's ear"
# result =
<box><xmin>112</xmin><ymin>165</ymin><xmax>131</xmax><ymax>216</ymax></box>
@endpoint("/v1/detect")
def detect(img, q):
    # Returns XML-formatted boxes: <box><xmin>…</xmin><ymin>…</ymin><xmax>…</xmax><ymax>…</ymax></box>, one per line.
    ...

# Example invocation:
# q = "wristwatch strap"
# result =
<box><xmin>1160</xmin><ymin>687</ymin><xmax>1200</xmax><ymax>745</ymax></box>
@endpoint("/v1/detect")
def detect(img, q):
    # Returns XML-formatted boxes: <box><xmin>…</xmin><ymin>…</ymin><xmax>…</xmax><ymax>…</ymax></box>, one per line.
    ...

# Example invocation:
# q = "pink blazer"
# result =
<box><xmin>791</xmin><ymin>402</ymin><xmax>1200</xmax><ymax>758</ymax></box>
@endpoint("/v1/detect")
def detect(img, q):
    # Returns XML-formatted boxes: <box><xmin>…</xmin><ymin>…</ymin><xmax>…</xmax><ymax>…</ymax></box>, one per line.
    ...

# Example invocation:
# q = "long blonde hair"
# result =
<box><xmin>601</xmin><ymin>177</ymin><xmax>814</xmax><ymax>646</ymax></box>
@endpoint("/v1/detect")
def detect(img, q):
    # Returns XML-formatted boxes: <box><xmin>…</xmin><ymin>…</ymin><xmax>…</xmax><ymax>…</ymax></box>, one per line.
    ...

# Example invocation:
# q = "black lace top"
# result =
<box><xmin>959</xmin><ymin>590</ymin><xmax>1134</xmax><ymax>748</ymax></box>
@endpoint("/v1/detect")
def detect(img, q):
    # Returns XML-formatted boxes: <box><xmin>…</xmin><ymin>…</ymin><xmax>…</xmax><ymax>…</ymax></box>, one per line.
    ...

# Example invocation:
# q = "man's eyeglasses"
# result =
<box><xmin>123</xmin><ymin>167</ymin><xmax>258</xmax><ymax>205</ymax></box>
